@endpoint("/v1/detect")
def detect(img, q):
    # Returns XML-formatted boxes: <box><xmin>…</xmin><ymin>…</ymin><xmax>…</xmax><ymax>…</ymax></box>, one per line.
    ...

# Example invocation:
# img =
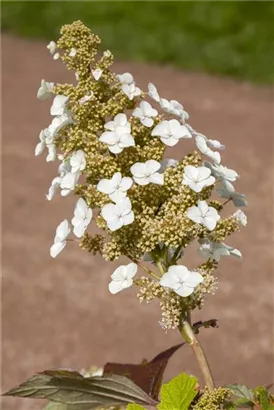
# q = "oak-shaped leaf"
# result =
<box><xmin>104</xmin><ymin>343</ymin><xmax>184</xmax><ymax>400</ymax></box>
<box><xmin>4</xmin><ymin>369</ymin><xmax>157</xmax><ymax>409</ymax></box>
<box><xmin>226</xmin><ymin>384</ymin><xmax>254</xmax><ymax>402</ymax></box>
<box><xmin>157</xmin><ymin>372</ymin><xmax>198</xmax><ymax>410</ymax></box>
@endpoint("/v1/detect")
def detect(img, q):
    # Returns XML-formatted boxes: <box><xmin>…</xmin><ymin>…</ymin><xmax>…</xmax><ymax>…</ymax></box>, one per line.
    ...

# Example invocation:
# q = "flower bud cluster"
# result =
<box><xmin>193</xmin><ymin>387</ymin><xmax>231</xmax><ymax>409</ymax></box>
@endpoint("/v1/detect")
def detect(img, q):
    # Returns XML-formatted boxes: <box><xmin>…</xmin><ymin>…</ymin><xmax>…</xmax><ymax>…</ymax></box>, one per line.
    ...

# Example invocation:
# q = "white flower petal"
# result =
<box><xmin>50</xmin><ymin>241</ymin><xmax>66</xmax><ymax>258</ymax></box>
<box><xmin>92</xmin><ymin>68</ymin><xmax>103</xmax><ymax>81</ymax></box>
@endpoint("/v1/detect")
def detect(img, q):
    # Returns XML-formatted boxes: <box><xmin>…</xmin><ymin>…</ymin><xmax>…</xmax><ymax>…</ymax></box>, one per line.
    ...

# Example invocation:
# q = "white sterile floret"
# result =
<box><xmin>160</xmin><ymin>98</ymin><xmax>189</xmax><ymax>122</ymax></box>
<box><xmin>233</xmin><ymin>209</ymin><xmax>247</xmax><ymax>226</ymax></box>
<box><xmin>160</xmin><ymin>265</ymin><xmax>203</xmax><ymax>297</ymax></box>
<box><xmin>117</xmin><ymin>72</ymin><xmax>134</xmax><ymax>85</ymax></box>
<box><xmin>37</xmin><ymin>79</ymin><xmax>54</xmax><ymax>100</ymax></box>
<box><xmin>148</xmin><ymin>83</ymin><xmax>189</xmax><ymax>121</ymax></box>
<box><xmin>99</xmin><ymin>113</ymin><xmax>134</xmax><ymax>154</ymax></box>
<box><xmin>69</xmin><ymin>48</ymin><xmax>77</xmax><ymax>57</ymax></box>
<box><xmin>130</xmin><ymin>160</ymin><xmax>164</xmax><ymax>186</ymax></box>
<box><xmin>46</xmin><ymin>144</ymin><xmax>57</xmax><ymax>162</ymax></box>
<box><xmin>46</xmin><ymin>176</ymin><xmax>61</xmax><ymax>201</ymax></box>
<box><xmin>207</xmin><ymin>139</ymin><xmax>225</xmax><ymax>150</ymax></box>
<box><xmin>148</xmin><ymin>83</ymin><xmax>161</xmax><ymax>102</ymax></box>
<box><xmin>198</xmin><ymin>239</ymin><xmax>242</xmax><ymax>261</ymax></box>
<box><xmin>108</xmin><ymin>263</ymin><xmax>137</xmax><ymax>294</ymax></box>
<box><xmin>60</xmin><ymin>172</ymin><xmax>80</xmax><ymax>196</ymax></box>
<box><xmin>132</xmin><ymin>101</ymin><xmax>158</xmax><ymax>127</ymax></box>
<box><xmin>122</xmin><ymin>83</ymin><xmax>142</xmax><ymax>100</ymax></box>
<box><xmin>53</xmin><ymin>53</ymin><xmax>60</xmax><ymax>60</ymax></box>
<box><xmin>204</xmin><ymin>161</ymin><xmax>238</xmax><ymax>182</ymax></box>
<box><xmin>48</xmin><ymin>113</ymin><xmax>72</xmax><ymax>137</ymax></box>
<box><xmin>151</xmin><ymin>119</ymin><xmax>192</xmax><ymax>146</ymax></box>
<box><xmin>187</xmin><ymin>200</ymin><xmax>220</xmax><ymax>231</ymax></box>
<box><xmin>97</xmin><ymin>172</ymin><xmax>133</xmax><ymax>202</ymax></box>
<box><xmin>50</xmin><ymin>95</ymin><xmax>69</xmax><ymax>116</ymax></box>
<box><xmin>160</xmin><ymin>158</ymin><xmax>178</xmax><ymax>173</ymax></box>
<box><xmin>91</xmin><ymin>68</ymin><xmax>103</xmax><ymax>81</ymax></box>
<box><xmin>71</xmin><ymin>198</ymin><xmax>93</xmax><ymax>238</ymax></box>
<box><xmin>70</xmin><ymin>150</ymin><xmax>86</xmax><ymax>174</ymax></box>
<box><xmin>182</xmin><ymin>165</ymin><xmax>215</xmax><ymax>193</ymax></box>
<box><xmin>117</xmin><ymin>72</ymin><xmax>141</xmax><ymax>99</ymax></box>
<box><xmin>46</xmin><ymin>160</ymin><xmax>72</xmax><ymax>201</ymax></box>
<box><xmin>50</xmin><ymin>219</ymin><xmax>70</xmax><ymax>258</ymax></box>
<box><xmin>195</xmin><ymin>134</ymin><xmax>221</xmax><ymax>164</ymax></box>
<box><xmin>35</xmin><ymin>129</ymin><xmax>47</xmax><ymax>156</ymax></box>
<box><xmin>101</xmin><ymin>197</ymin><xmax>134</xmax><ymax>231</ymax></box>
<box><xmin>217</xmin><ymin>180</ymin><xmax>247</xmax><ymax>207</ymax></box>
<box><xmin>47</xmin><ymin>41</ymin><xmax>57</xmax><ymax>55</ymax></box>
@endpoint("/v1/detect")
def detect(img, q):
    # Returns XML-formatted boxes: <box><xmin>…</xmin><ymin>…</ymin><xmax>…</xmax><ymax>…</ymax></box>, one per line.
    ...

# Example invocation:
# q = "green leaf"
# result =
<box><xmin>4</xmin><ymin>369</ymin><xmax>157</xmax><ymax>409</ymax></box>
<box><xmin>223</xmin><ymin>401</ymin><xmax>236</xmax><ymax>410</ymax></box>
<box><xmin>254</xmin><ymin>386</ymin><xmax>274</xmax><ymax>410</ymax></box>
<box><xmin>157</xmin><ymin>372</ymin><xmax>198</xmax><ymax>410</ymax></box>
<box><xmin>233</xmin><ymin>397</ymin><xmax>254</xmax><ymax>408</ymax></box>
<box><xmin>226</xmin><ymin>384</ymin><xmax>254</xmax><ymax>402</ymax></box>
<box><xmin>127</xmin><ymin>404</ymin><xmax>147</xmax><ymax>410</ymax></box>
<box><xmin>44</xmin><ymin>402</ymin><xmax>68</xmax><ymax>410</ymax></box>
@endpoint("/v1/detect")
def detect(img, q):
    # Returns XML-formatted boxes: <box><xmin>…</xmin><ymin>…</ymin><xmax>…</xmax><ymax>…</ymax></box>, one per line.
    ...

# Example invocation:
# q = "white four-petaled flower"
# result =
<box><xmin>117</xmin><ymin>72</ymin><xmax>141</xmax><ymax>100</ymax></box>
<box><xmin>60</xmin><ymin>172</ymin><xmax>80</xmax><ymax>197</ymax></box>
<box><xmin>198</xmin><ymin>239</ymin><xmax>242</xmax><ymax>261</ymax></box>
<box><xmin>217</xmin><ymin>180</ymin><xmax>247</xmax><ymax>207</ymax></box>
<box><xmin>132</xmin><ymin>101</ymin><xmax>158</xmax><ymax>127</ymax></box>
<box><xmin>97</xmin><ymin>172</ymin><xmax>133</xmax><ymax>202</ymax></box>
<box><xmin>108</xmin><ymin>263</ymin><xmax>137</xmax><ymax>294</ymax></box>
<box><xmin>130</xmin><ymin>160</ymin><xmax>164</xmax><ymax>186</ymax></box>
<box><xmin>117</xmin><ymin>73</ymin><xmax>134</xmax><ymax>84</ymax></box>
<box><xmin>47</xmin><ymin>41</ymin><xmax>57</xmax><ymax>55</ymax></box>
<box><xmin>101</xmin><ymin>197</ymin><xmax>134</xmax><ymax>231</ymax></box>
<box><xmin>50</xmin><ymin>219</ymin><xmax>70</xmax><ymax>258</ymax></box>
<box><xmin>148</xmin><ymin>83</ymin><xmax>189</xmax><ymax>121</ymax></box>
<box><xmin>182</xmin><ymin>165</ymin><xmax>215</xmax><ymax>193</ymax></box>
<box><xmin>71</xmin><ymin>198</ymin><xmax>93</xmax><ymax>238</ymax></box>
<box><xmin>50</xmin><ymin>95</ymin><xmax>69</xmax><ymax>116</ymax></box>
<box><xmin>187</xmin><ymin>200</ymin><xmax>220</xmax><ymax>231</ymax></box>
<box><xmin>233</xmin><ymin>209</ymin><xmax>247</xmax><ymax>226</ymax></box>
<box><xmin>160</xmin><ymin>265</ymin><xmax>203</xmax><ymax>297</ymax></box>
<box><xmin>195</xmin><ymin>134</ymin><xmax>221</xmax><ymax>164</ymax></box>
<box><xmin>99</xmin><ymin>113</ymin><xmax>135</xmax><ymax>154</ymax></box>
<box><xmin>204</xmin><ymin>161</ymin><xmax>238</xmax><ymax>182</ymax></box>
<box><xmin>48</xmin><ymin>113</ymin><xmax>72</xmax><ymax>137</ymax></box>
<box><xmin>70</xmin><ymin>150</ymin><xmax>86</xmax><ymax>174</ymax></box>
<box><xmin>151</xmin><ymin>119</ymin><xmax>192</xmax><ymax>146</ymax></box>
<box><xmin>37</xmin><ymin>79</ymin><xmax>54</xmax><ymax>100</ymax></box>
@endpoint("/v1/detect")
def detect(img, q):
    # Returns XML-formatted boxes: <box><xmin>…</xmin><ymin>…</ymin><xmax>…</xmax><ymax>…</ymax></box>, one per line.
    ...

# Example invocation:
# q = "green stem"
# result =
<box><xmin>179</xmin><ymin>315</ymin><xmax>215</xmax><ymax>391</ymax></box>
<box><xmin>156</xmin><ymin>260</ymin><xmax>165</xmax><ymax>276</ymax></box>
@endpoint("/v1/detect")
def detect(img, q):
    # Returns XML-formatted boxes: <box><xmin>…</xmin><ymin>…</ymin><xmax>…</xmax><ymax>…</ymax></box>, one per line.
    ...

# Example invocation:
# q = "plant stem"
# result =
<box><xmin>179</xmin><ymin>316</ymin><xmax>215</xmax><ymax>391</ymax></box>
<box><xmin>156</xmin><ymin>260</ymin><xmax>165</xmax><ymax>276</ymax></box>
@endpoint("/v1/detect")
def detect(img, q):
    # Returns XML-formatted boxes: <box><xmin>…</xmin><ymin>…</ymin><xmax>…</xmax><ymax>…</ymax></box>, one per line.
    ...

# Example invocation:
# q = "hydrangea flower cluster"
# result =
<box><xmin>36</xmin><ymin>21</ymin><xmax>247</xmax><ymax>331</ymax></box>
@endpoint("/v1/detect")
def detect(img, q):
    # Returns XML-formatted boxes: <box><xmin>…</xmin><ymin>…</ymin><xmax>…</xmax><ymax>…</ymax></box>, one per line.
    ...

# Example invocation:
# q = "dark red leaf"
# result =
<box><xmin>103</xmin><ymin>343</ymin><xmax>184</xmax><ymax>400</ymax></box>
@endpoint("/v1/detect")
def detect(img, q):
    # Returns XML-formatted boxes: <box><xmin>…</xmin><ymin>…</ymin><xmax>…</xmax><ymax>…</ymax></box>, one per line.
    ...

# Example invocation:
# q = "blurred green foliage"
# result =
<box><xmin>1</xmin><ymin>1</ymin><xmax>273</xmax><ymax>84</ymax></box>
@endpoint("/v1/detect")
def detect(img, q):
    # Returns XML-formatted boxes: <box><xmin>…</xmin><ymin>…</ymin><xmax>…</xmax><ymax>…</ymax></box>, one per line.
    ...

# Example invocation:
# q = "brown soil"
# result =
<box><xmin>1</xmin><ymin>35</ymin><xmax>273</xmax><ymax>410</ymax></box>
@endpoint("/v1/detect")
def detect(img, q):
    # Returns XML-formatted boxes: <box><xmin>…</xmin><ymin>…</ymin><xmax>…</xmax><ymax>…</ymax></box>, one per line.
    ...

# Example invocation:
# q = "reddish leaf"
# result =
<box><xmin>104</xmin><ymin>343</ymin><xmax>185</xmax><ymax>400</ymax></box>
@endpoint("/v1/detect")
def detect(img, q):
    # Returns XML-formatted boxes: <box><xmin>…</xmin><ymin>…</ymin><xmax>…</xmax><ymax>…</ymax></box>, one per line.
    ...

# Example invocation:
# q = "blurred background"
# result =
<box><xmin>2</xmin><ymin>2</ymin><xmax>273</xmax><ymax>409</ymax></box>
<box><xmin>1</xmin><ymin>1</ymin><xmax>273</xmax><ymax>83</ymax></box>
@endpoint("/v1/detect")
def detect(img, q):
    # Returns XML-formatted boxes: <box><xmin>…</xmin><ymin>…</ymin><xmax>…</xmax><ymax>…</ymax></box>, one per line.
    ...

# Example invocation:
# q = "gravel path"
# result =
<box><xmin>2</xmin><ymin>35</ymin><xmax>273</xmax><ymax>410</ymax></box>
